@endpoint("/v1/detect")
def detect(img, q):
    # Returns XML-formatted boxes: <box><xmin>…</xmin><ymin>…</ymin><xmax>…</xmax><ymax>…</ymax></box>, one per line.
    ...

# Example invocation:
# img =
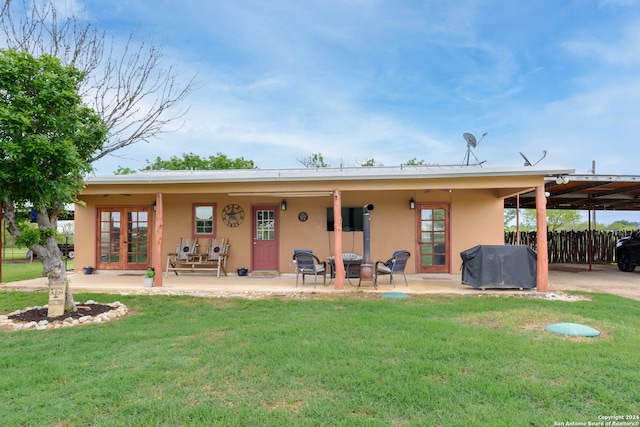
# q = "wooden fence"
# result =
<box><xmin>504</xmin><ymin>230</ymin><xmax>632</xmax><ymax>264</ymax></box>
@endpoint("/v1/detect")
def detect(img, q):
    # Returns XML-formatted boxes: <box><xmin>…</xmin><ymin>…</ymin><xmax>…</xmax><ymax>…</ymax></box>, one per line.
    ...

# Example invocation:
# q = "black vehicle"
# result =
<box><xmin>615</xmin><ymin>230</ymin><xmax>640</xmax><ymax>272</ymax></box>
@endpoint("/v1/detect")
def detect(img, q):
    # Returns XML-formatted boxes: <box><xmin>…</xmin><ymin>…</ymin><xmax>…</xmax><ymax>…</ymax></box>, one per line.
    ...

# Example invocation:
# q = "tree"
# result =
<box><xmin>522</xmin><ymin>209</ymin><xmax>582</xmax><ymax>231</ymax></box>
<box><xmin>114</xmin><ymin>166</ymin><xmax>137</xmax><ymax>175</ymax></box>
<box><xmin>114</xmin><ymin>153</ymin><xmax>257</xmax><ymax>174</ymax></box>
<box><xmin>0</xmin><ymin>0</ymin><xmax>195</xmax><ymax>162</ymax></box>
<box><xmin>404</xmin><ymin>158</ymin><xmax>425</xmax><ymax>165</ymax></box>
<box><xmin>404</xmin><ymin>158</ymin><xmax>439</xmax><ymax>166</ymax></box>
<box><xmin>360</xmin><ymin>158</ymin><xmax>382</xmax><ymax>167</ymax></box>
<box><xmin>607</xmin><ymin>220</ymin><xmax>640</xmax><ymax>231</ymax></box>
<box><xmin>298</xmin><ymin>153</ymin><xmax>329</xmax><ymax>168</ymax></box>
<box><xmin>0</xmin><ymin>1</ymin><xmax>193</xmax><ymax>309</ymax></box>
<box><xmin>0</xmin><ymin>49</ymin><xmax>107</xmax><ymax>311</ymax></box>
<box><xmin>504</xmin><ymin>208</ymin><xmax>517</xmax><ymax>228</ymax></box>
<box><xmin>143</xmin><ymin>153</ymin><xmax>257</xmax><ymax>171</ymax></box>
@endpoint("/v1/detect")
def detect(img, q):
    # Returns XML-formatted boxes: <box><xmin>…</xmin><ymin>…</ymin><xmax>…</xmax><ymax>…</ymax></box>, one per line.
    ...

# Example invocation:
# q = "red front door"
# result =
<box><xmin>251</xmin><ymin>206</ymin><xmax>279</xmax><ymax>271</ymax></box>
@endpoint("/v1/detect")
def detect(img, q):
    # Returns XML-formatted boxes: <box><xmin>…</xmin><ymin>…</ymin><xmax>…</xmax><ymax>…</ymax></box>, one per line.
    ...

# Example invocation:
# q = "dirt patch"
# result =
<box><xmin>8</xmin><ymin>303</ymin><xmax>115</xmax><ymax>323</ymax></box>
<box><xmin>457</xmin><ymin>306</ymin><xmax>608</xmax><ymax>339</ymax></box>
<box><xmin>549</xmin><ymin>264</ymin><xmax>640</xmax><ymax>301</ymax></box>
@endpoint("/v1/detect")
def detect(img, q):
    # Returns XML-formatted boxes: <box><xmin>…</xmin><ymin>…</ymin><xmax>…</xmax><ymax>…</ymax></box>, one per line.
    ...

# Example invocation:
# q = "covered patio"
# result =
<box><xmin>3</xmin><ymin>263</ymin><xmax>639</xmax><ymax>301</ymax></box>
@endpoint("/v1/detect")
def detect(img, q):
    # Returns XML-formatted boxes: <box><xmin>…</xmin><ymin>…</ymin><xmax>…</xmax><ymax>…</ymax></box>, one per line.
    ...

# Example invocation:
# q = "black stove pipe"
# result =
<box><xmin>363</xmin><ymin>204</ymin><xmax>374</xmax><ymax>264</ymax></box>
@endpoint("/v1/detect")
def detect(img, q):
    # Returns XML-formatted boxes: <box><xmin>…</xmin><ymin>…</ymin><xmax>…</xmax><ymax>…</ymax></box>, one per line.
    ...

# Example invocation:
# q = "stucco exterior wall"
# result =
<box><xmin>450</xmin><ymin>189</ymin><xmax>506</xmax><ymax>271</ymax></box>
<box><xmin>74</xmin><ymin>194</ymin><xmax>156</xmax><ymax>272</ymax></box>
<box><xmin>74</xmin><ymin>186</ymin><xmax>506</xmax><ymax>275</ymax></box>
<box><xmin>74</xmin><ymin>201</ymin><xmax>95</xmax><ymax>272</ymax></box>
<box><xmin>68</xmin><ymin>166</ymin><xmax>575</xmax><ymax>293</ymax></box>
<box><xmin>278</xmin><ymin>191</ymin><xmax>418</xmax><ymax>272</ymax></box>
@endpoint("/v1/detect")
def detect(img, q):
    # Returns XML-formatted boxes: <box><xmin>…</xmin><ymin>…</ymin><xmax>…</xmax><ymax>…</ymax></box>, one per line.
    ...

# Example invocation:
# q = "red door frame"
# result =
<box><xmin>251</xmin><ymin>204</ymin><xmax>279</xmax><ymax>271</ymax></box>
<box><xmin>415</xmin><ymin>203</ymin><xmax>451</xmax><ymax>273</ymax></box>
<box><xmin>96</xmin><ymin>206</ymin><xmax>153</xmax><ymax>270</ymax></box>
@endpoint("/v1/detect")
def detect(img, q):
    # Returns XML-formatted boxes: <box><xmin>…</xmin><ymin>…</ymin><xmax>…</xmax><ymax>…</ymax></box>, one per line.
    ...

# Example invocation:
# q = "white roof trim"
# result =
<box><xmin>86</xmin><ymin>165</ymin><xmax>575</xmax><ymax>185</ymax></box>
<box><xmin>546</xmin><ymin>174</ymin><xmax>640</xmax><ymax>183</ymax></box>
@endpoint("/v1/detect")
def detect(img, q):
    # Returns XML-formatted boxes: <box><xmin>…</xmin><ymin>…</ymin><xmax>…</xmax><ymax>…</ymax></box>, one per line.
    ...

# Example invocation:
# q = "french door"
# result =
<box><xmin>97</xmin><ymin>207</ymin><xmax>152</xmax><ymax>270</ymax></box>
<box><xmin>417</xmin><ymin>204</ymin><xmax>450</xmax><ymax>273</ymax></box>
<box><xmin>251</xmin><ymin>205</ymin><xmax>279</xmax><ymax>271</ymax></box>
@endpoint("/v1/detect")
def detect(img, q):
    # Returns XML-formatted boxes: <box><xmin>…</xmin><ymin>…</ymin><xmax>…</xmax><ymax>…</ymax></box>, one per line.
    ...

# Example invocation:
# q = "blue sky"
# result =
<box><xmin>61</xmin><ymin>1</ymin><xmax>640</xmax><ymax>222</ymax></box>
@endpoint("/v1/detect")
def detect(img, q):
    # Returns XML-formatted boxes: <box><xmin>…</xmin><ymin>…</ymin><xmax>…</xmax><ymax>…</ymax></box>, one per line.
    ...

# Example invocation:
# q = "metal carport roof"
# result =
<box><xmin>504</xmin><ymin>174</ymin><xmax>640</xmax><ymax>212</ymax></box>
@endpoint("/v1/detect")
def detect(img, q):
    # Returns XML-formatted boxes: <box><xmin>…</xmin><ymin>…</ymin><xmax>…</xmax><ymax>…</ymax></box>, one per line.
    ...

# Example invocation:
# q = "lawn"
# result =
<box><xmin>1</xmin><ymin>260</ymin><xmax>75</xmax><ymax>282</ymax></box>
<box><xmin>1</xmin><ymin>291</ymin><xmax>638</xmax><ymax>426</ymax></box>
<box><xmin>1</xmin><ymin>246</ymin><xmax>30</xmax><ymax>260</ymax></box>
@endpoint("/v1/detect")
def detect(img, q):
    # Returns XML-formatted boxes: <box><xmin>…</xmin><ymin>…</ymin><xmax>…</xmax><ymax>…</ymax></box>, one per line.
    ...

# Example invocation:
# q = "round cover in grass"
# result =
<box><xmin>381</xmin><ymin>292</ymin><xmax>409</xmax><ymax>299</ymax></box>
<box><xmin>544</xmin><ymin>323</ymin><xmax>600</xmax><ymax>337</ymax></box>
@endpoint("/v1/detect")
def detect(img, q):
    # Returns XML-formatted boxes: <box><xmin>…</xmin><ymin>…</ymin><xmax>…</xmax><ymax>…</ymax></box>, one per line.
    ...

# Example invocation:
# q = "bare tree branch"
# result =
<box><xmin>0</xmin><ymin>0</ymin><xmax>195</xmax><ymax>163</ymax></box>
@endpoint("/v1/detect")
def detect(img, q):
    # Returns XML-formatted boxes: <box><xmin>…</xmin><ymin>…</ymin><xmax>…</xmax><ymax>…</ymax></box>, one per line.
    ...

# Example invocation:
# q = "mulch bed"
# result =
<box><xmin>8</xmin><ymin>303</ymin><xmax>116</xmax><ymax>323</ymax></box>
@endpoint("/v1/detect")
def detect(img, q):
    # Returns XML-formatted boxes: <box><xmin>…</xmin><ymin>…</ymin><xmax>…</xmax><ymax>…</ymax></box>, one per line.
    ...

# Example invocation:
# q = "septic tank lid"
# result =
<box><xmin>544</xmin><ymin>323</ymin><xmax>600</xmax><ymax>337</ymax></box>
<box><xmin>381</xmin><ymin>292</ymin><xmax>409</xmax><ymax>299</ymax></box>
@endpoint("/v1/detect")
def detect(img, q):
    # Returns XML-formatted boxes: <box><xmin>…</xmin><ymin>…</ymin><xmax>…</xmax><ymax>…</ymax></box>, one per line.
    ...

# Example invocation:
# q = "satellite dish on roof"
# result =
<box><xmin>462</xmin><ymin>132</ymin><xmax>487</xmax><ymax>166</ymax></box>
<box><xmin>519</xmin><ymin>152</ymin><xmax>532</xmax><ymax>166</ymax></box>
<box><xmin>519</xmin><ymin>150</ymin><xmax>547</xmax><ymax>166</ymax></box>
<box><xmin>463</xmin><ymin>132</ymin><xmax>477</xmax><ymax>148</ymax></box>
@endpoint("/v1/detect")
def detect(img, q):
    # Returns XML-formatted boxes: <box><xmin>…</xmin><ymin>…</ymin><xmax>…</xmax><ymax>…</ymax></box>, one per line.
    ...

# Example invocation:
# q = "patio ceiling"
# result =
<box><xmin>504</xmin><ymin>174</ymin><xmax>640</xmax><ymax>212</ymax></box>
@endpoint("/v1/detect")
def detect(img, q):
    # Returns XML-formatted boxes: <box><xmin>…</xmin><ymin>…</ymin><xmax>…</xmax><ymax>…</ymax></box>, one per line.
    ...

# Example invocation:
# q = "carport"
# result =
<box><xmin>505</xmin><ymin>174</ymin><xmax>640</xmax><ymax>212</ymax></box>
<box><xmin>504</xmin><ymin>173</ymin><xmax>640</xmax><ymax>268</ymax></box>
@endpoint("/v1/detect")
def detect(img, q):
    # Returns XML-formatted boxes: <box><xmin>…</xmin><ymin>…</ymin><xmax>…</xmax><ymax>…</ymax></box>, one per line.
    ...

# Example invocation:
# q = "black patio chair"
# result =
<box><xmin>374</xmin><ymin>250</ymin><xmax>411</xmax><ymax>288</ymax></box>
<box><xmin>293</xmin><ymin>252</ymin><xmax>327</xmax><ymax>288</ymax></box>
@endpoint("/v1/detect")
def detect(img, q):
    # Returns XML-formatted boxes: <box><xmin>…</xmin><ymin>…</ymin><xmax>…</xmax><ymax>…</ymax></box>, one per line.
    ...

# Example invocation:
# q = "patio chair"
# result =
<box><xmin>374</xmin><ymin>250</ymin><xmax>411</xmax><ymax>288</ymax></box>
<box><xmin>205</xmin><ymin>237</ymin><xmax>229</xmax><ymax>277</ymax></box>
<box><xmin>293</xmin><ymin>251</ymin><xmax>327</xmax><ymax>288</ymax></box>
<box><xmin>165</xmin><ymin>238</ymin><xmax>198</xmax><ymax>276</ymax></box>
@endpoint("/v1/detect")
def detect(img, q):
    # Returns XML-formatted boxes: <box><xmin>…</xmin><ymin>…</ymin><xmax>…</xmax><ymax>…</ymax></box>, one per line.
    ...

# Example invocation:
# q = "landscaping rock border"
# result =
<box><xmin>0</xmin><ymin>300</ymin><xmax>128</xmax><ymax>331</ymax></box>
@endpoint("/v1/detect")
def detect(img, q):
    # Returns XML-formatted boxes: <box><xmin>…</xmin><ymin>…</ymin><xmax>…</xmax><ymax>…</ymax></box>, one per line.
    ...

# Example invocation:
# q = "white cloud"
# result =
<box><xmin>85</xmin><ymin>0</ymin><xmax>640</xmax><ymax>182</ymax></box>
<box><xmin>563</xmin><ymin>19</ymin><xmax>640</xmax><ymax>67</ymax></box>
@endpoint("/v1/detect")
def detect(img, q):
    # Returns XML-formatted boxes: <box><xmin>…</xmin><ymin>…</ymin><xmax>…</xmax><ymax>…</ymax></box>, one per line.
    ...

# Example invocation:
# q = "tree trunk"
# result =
<box><xmin>41</xmin><ymin>233</ymin><xmax>76</xmax><ymax>312</ymax></box>
<box><xmin>36</xmin><ymin>211</ymin><xmax>77</xmax><ymax>313</ymax></box>
<box><xmin>1</xmin><ymin>201</ymin><xmax>77</xmax><ymax>312</ymax></box>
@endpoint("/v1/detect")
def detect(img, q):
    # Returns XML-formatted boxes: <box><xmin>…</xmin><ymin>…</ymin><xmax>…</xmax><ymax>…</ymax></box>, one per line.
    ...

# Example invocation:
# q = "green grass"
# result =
<box><xmin>0</xmin><ymin>291</ymin><xmax>638</xmax><ymax>426</ymax></box>
<box><xmin>1</xmin><ymin>260</ymin><xmax>74</xmax><ymax>282</ymax></box>
<box><xmin>1</xmin><ymin>246</ymin><xmax>30</xmax><ymax>260</ymax></box>
<box><xmin>1</xmin><ymin>261</ymin><xmax>46</xmax><ymax>282</ymax></box>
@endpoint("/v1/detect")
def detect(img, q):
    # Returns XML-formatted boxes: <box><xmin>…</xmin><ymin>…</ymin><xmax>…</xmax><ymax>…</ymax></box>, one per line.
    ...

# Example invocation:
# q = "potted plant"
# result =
<box><xmin>143</xmin><ymin>267</ymin><xmax>155</xmax><ymax>287</ymax></box>
<box><xmin>83</xmin><ymin>266</ymin><xmax>94</xmax><ymax>275</ymax></box>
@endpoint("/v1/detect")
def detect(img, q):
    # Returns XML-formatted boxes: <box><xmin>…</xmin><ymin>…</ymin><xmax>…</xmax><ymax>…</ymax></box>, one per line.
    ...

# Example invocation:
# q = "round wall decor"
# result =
<box><xmin>298</xmin><ymin>211</ymin><xmax>308</xmax><ymax>222</ymax></box>
<box><xmin>222</xmin><ymin>204</ymin><xmax>244</xmax><ymax>227</ymax></box>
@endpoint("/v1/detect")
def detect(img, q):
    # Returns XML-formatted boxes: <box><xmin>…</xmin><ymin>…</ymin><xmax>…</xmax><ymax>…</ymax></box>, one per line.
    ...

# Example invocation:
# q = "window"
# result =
<box><xmin>193</xmin><ymin>204</ymin><xmax>215</xmax><ymax>237</ymax></box>
<box><xmin>255</xmin><ymin>209</ymin><xmax>275</xmax><ymax>240</ymax></box>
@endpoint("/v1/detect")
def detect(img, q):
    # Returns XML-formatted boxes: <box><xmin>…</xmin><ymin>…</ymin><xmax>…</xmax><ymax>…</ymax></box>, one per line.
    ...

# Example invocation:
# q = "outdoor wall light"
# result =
<box><xmin>409</xmin><ymin>198</ymin><xmax>415</xmax><ymax>210</ymax></box>
<box><xmin>281</xmin><ymin>199</ymin><xmax>287</xmax><ymax>211</ymax></box>
<box><xmin>555</xmin><ymin>176</ymin><xmax>570</xmax><ymax>185</ymax></box>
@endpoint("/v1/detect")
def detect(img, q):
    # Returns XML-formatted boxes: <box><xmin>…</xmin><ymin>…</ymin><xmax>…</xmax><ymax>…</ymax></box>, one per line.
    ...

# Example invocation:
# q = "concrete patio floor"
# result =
<box><xmin>2</xmin><ymin>263</ymin><xmax>639</xmax><ymax>300</ymax></box>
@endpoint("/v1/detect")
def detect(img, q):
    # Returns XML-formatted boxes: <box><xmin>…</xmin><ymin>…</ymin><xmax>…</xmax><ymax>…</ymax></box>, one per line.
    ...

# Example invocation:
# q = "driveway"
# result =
<box><xmin>549</xmin><ymin>263</ymin><xmax>640</xmax><ymax>301</ymax></box>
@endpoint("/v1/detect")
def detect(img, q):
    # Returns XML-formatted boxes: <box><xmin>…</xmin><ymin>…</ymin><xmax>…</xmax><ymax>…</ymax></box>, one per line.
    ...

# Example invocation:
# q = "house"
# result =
<box><xmin>74</xmin><ymin>165</ymin><xmax>574</xmax><ymax>289</ymax></box>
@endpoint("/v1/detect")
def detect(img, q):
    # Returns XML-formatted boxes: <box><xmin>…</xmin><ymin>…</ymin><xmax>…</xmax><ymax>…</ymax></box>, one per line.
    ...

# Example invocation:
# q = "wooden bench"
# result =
<box><xmin>165</xmin><ymin>238</ymin><xmax>229</xmax><ymax>278</ymax></box>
